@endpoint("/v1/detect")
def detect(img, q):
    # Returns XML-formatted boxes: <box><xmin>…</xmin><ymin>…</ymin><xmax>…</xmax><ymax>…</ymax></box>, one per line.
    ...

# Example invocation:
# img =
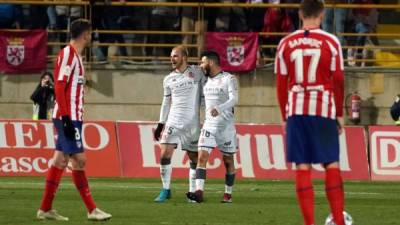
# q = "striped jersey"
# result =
<box><xmin>275</xmin><ymin>28</ymin><xmax>344</xmax><ymax>121</ymax></box>
<box><xmin>52</xmin><ymin>45</ymin><xmax>85</xmax><ymax>121</ymax></box>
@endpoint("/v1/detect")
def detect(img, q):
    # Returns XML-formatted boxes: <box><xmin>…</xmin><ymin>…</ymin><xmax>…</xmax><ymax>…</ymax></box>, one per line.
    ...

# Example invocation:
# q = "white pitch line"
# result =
<box><xmin>0</xmin><ymin>181</ymin><xmax>389</xmax><ymax>196</ymax></box>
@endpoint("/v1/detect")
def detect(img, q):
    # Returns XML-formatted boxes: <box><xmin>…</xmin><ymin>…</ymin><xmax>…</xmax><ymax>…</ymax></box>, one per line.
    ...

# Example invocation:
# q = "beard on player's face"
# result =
<box><xmin>171</xmin><ymin>58</ymin><xmax>183</xmax><ymax>70</ymax></box>
<box><xmin>203</xmin><ymin>64</ymin><xmax>211</xmax><ymax>77</ymax></box>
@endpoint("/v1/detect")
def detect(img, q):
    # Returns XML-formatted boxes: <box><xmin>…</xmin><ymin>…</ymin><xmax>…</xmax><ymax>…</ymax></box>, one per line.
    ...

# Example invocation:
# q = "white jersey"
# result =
<box><xmin>203</xmin><ymin>71</ymin><xmax>239</xmax><ymax>130</ymax></box>
<box><xmin>159</xmin><ymin>65</ymin><xmax>205</xmax><ymax>129</ymax></box>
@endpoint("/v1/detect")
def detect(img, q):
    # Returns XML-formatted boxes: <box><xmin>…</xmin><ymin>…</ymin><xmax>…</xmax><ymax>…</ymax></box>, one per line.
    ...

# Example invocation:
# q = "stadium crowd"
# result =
<box><xmin>0</xmin><ymin>0</ymin><xmax>380</xmax><ymax>65</ymax></box>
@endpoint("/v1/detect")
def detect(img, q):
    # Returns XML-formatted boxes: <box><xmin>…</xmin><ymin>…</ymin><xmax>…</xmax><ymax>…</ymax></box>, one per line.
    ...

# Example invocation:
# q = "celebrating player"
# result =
<box><xmin>153</xmin><ymin>45</ymin><xmax>205</xmax><ymax>203</ymax></box>
<box><xmin>187</xmin><ymin>50</ymin><xmax>239</xmax><ymax>203</ymax></box>
<box><xmin>37</xmin><ymin>19</ymin><xmax>112</xmax><ymax>221</ymax></box>
<box><xmin>275</xmin><ymin>1</ymin><xmax>347</xmax><ymax>224</ymax></box>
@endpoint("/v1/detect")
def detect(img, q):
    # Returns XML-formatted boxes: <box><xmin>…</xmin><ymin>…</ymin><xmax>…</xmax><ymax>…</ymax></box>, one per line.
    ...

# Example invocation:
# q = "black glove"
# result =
<box><xmin>62</xmin><ymin>115</ymin><xmax>76</xmax><ymax>140</ymax></box>
<box><xmin>390</xmin><ymin>95</ymin><xmax>400</xmax><ymax>121</ymax></box>
<box><xmin>153</xmin><ymin>123</ymin><xmax>164</xmax><ymax>141</ymax></box>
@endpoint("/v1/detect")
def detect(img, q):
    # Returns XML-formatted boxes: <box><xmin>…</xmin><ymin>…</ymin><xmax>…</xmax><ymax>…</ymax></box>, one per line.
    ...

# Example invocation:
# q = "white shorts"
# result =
<box><xmin>198</xmin><ymin>125</ymin><xmax>237</xmax><ymax>155</ymax></box>
<box><xmin>160</xmin><ymin>124</ymin><xmax>200</xmax><ymax>152</ymax></box>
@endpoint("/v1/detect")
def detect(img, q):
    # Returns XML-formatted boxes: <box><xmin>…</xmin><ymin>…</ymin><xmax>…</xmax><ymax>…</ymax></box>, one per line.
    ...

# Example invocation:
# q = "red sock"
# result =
<box><xmin>296</xmin><ymin>170</ymin><xmax>315</xmax><ymax>225</ymax></box>
<box><xmin>326</xmin><ymin>168</ymin><xmax>345</xmax><ymax>225</ymax></box>
<box><xmin>72</xmin><ymin>170</ymin><xmax>97</xmax><ymax>213</ymax></box>
<box><xmin>40</xmin><ymin>166</ymin><xmax>64</xmax><ymax>211</ymax></box>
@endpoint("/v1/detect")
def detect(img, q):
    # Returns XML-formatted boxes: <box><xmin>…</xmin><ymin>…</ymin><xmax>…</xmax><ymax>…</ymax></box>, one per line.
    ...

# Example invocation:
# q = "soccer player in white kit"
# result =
<box><xmin>153</xmin><ymin>45</ymin><xmax>205</xmax><ymax>202</ymax></box>
<box><xmin>187</xmin><ymin>50</ymin><xmax>239</xmax><ymax>203</ymax></box>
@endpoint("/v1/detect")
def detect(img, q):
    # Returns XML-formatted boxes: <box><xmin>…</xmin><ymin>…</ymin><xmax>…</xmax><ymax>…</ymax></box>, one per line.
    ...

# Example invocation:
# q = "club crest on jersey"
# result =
<box><xmin>227</xmin><ymin>36</ymin><xmax>245</xmax><ymax>66</ymax></box>
<box><xmin>6</xmin><ymin>37</ymin><xmax>25</xmax><ymax>66</ymax></box>
<box><xmin>187</xmin><ymin>71</ymin><xmax>194</xmax><ymax>78</ymax></box>
<box><xmin>76</xmin><ymin>141</ymin><xmax>82</xmax><ymax>148</ymax></box>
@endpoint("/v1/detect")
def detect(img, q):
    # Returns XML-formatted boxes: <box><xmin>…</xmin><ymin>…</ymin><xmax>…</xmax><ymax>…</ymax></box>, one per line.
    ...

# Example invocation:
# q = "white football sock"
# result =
<box><xmin>189</xmin><ymin>168</ymin><xmax>196</xmax><ymax>193</ymax></box>
<box><xmin>225</xmin><ymin>185</ymin><xmax>233</xmax><ymax>194</ymax></box>
<box><xmin>195</xmin><ymin>168</ymin><xmax>206</xmax><ymax>191</ymax></box>
<box><xmin>160</xmin><ymin>164</ymin><xmax>172</xmax><ymax>190</ymax></box>
<box><xmin>196</xmin><ymin>179</ymin><xmax>205</xmax><ymax>191</ymax></box>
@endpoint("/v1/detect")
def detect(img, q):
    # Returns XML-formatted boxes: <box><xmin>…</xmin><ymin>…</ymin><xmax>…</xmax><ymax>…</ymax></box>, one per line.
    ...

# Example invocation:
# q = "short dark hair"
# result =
<box><xmin>201</xmin><ymin>50</ymin><xmax>220</xmax><ymax>66</ymax></box>
<box><xmin>70</xmin><ymin>19</ymin><xmax>91</xmax><ymax>39</ymax></box>
<box><xmin>300</xmin><ymin>0</ymin><xmax>324</xmax><ymax>19</ymax></box>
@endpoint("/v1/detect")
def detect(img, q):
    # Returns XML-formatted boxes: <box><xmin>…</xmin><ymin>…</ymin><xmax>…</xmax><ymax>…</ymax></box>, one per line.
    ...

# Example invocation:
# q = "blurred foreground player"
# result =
<box><xmin>37</xmin><ymin>19</ymin><xmax>112</xmax><ymax>221</ymax></box>
<box><xmin>275</xmin><ymin>1</ymin><xmax>347</xmax><ymax>224</ymax></box>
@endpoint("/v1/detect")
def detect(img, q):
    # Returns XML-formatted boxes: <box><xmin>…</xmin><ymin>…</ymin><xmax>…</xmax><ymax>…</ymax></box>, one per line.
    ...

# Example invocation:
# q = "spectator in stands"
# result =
<box><xmin>30</xmin><ymin>72</ymin><xmax>55</xmax><ymax>120</ymax></box>
<box><xmin>285</xmin><ymin>0</ymin><xmax>300</xmax><ymax>29</ymax></box>
<box><xmin>215</xmin><ymin>0</ymin><xmax>247</xmax><ymax>32</ymax></box>
<box><xmin>124</xmin><ymin>1</ymin><xmax>151</xmax><ymax>58</ymax></box>
<box><xmin>99</xmin><ymin>4</ymin><xmax>128</xmax><ymax>61</ymax></box>
<box><xmin>0</xmin><ymin>4</ymin><xmax>22</xmax><ymax>29</ymax></box>
<box><xmin>261</xmin><ymin>0</ymin><xmax>294</xmax><ymax>57</ymax></box>
<box><xmin>245</xmin><ymin>0</ymin><xmax>267</xmax><ymax>32</ymax></box>
<box><xmin>181</xmin><ymin>0</ymin><xmax>216</xmax><ymax>57</ymax></box>
<box><xmin>347</xmin><ymin>0</ymin><xmax>378</xmax><ymax>67</ymax></box>
<box><xmin>90</xmin><ymin>0</ymin><xmax>129</xmax><ymax>63</ymax></box>
<box><xmin>20</xmin><ymin>5</ymin><xmax>48</xmax><ymax>29</ymax></box>
<box><xmin>322</xmin><ymin>0</ymin><xmax>349</xmax><ymax>47</ymax></box>
<box><xmin>146</xmin><ymin>0</ymin><xmax>179</xmax><ymax>57</ymax></box>
<box><xmin>54</xmin><ymin>5</ymin><xmax>83</xmax><ymax>45</ymax></box>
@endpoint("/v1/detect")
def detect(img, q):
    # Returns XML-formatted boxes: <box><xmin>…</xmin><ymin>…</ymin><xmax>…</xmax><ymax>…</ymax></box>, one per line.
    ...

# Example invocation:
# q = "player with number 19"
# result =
<box><xmin>275</xmin><ymin>1</ymin><xmax>347</xmax><ymax>225</ymax></box>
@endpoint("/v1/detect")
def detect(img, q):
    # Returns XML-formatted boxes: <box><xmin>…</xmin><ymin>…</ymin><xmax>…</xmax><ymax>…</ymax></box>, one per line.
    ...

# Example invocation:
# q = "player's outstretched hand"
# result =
<box><xmin>62</xmin><ymin>116</ymin><xmax>76</xmax><ymax>140</ymax></box>
<box><xmin>154</xmin><ymin>123</ymin><xmax>165</xmax><ymax>141</ymax></box>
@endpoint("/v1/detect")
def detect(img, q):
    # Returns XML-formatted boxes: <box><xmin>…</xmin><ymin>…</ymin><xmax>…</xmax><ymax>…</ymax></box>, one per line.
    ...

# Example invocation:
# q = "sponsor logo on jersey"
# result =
<box><xmin>204</xmin><ymin>87</ymin><xmax>224</xmax><ymax>94</ymax></box>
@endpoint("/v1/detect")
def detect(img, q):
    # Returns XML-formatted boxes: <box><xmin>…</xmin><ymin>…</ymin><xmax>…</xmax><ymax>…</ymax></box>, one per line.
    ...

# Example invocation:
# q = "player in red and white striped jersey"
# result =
<box><xmin>52</xmin><ymin>41</ymin><xmax>85</xmax><ymax>121</ymax></box>
<box><xmin>275</xmin><ymin>1</ymin><xmax>346</xmax><ymax>225</ymax></box>
<box><xmin>37</xmin><ymin>19</ymin><xmax>111</xmax><ymax>221</ymax></box>
<box><xmin>275</xmin><ymin>19</ymin><xmax>344</xmax><ymax>120</ymax></box>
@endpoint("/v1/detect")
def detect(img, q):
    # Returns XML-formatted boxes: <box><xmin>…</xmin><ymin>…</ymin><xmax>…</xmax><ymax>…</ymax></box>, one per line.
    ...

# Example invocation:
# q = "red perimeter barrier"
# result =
<box><xmin>117</xmin><ymin>122</ymin><xmax>370</xmax><ymax>180</ymax></box>
<box><xmin>0</xmin><ymin>120</ymin><xmax>121</xmax><ymax>177</ymax></box>
<box><xmin>369</xmin><ymin>126</ymin><xmax>400</xmax><ymax>181</ymax></box>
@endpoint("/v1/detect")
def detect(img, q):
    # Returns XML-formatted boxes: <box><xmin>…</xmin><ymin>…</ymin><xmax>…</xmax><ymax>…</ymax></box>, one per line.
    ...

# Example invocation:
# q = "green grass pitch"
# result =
<box><xmin>0</xmin><ymin>177</ymin><xmax>398</xmax><ymax>225</ymax></box>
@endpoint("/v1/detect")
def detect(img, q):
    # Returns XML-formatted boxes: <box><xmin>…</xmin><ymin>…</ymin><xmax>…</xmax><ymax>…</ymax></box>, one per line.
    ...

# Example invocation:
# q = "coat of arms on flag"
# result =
<box><xmin>6</xmin><ymin>37</ymin><xmax>25</xmax><ymax>66</ymax></box>
<box><xmin>227</xmin><ymin>36</ymin><xmax>245</xmax><ymax>66</ymax></box>
<box><xmin>0</xmin><ymin>30</ymin><xmax>47</xmax><ymax>74</ymax></box>
<box><xmin>206</xmin><ymin>32</ymin><xmax>258</xmax><ymax>72</ymax></box>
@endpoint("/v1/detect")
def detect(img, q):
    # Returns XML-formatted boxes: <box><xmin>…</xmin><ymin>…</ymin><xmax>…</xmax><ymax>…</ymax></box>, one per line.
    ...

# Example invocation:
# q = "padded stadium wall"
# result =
<box><xmin>0</xmin><ymin>66</ymin><xmax>398</xmax><ymax>125</ymax></box>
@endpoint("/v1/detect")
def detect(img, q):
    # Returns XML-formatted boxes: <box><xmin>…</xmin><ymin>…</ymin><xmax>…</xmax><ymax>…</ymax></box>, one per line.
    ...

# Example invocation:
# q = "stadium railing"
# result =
<box><xmin>1</xmin><ymin>1</ymin><xmax>400</xmax><ymax>67</ymax></box>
